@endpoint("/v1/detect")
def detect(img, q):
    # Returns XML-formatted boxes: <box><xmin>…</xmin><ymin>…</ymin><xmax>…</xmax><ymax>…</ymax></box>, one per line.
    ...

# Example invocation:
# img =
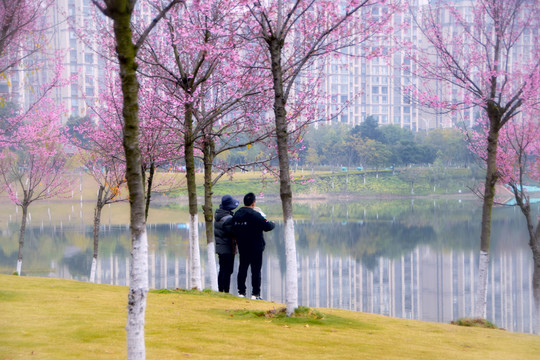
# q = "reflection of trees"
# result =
<box><xmin>0</xmin><ymin>223</ymin><xmax>190</xmax><ymax>275</ymax></box>
<box><xmin>287</xmin><ymin>221</ymin><xmax>436</xmax><ymax>270</ymax></box>
<box><xmin>62</xmin><ymin>249</ymin><xmax>92</xmax><ymax>277</ymax></box>
<box><xmin>264</xmin><ymin>200</ymin><xmax>527</xmax><ymax>271</ymax></box>
<box><xmin>266</xmin><ymin>224</ymin><xmax>287</xmax><ymax>277</ymax></box>
<box><xmin>1</xmin><ymin>201</ymin><xmax>529</xmax><ymax>279</ymax></box>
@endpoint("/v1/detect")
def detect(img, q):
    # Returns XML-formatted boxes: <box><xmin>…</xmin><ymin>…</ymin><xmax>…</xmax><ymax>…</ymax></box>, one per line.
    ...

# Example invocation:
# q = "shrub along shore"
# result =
<box><xmin>1</xmin><ymin>274</ymin><xmax>539</xmax><ymax>360</ymax></box>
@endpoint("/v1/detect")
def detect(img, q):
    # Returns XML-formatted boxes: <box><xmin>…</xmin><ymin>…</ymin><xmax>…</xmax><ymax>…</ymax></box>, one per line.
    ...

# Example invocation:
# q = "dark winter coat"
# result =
<box><xmin>214</xmin><ymin>208</ymin><xmax>235</xmax><ymax>255</ymax></box>
<box><xmin>232</xmin><ymin>206</ymin><xmax>275</xmax><ymax>253</ymax></box>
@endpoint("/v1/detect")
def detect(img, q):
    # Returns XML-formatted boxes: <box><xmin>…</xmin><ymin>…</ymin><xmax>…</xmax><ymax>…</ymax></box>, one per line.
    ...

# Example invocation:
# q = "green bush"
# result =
<box><xmin>450</xmin><ymin>318</ymin><xmax>499</xmax><ymax>329</ymax></box>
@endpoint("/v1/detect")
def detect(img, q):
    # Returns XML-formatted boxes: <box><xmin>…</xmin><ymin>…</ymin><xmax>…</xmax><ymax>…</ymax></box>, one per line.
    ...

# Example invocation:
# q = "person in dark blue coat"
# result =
<box><xmin>232</xmin><ymin>192</ymin><xmax>275</xmax><ymax>300</ymax></box>
<box><xmin>214</xmin><ymin>194</ymin><xmax>239</xmax><ymax>293</ymax></box>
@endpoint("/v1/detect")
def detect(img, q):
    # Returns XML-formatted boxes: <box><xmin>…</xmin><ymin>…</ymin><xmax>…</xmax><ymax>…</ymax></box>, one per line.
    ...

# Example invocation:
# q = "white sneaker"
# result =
<box><xmin>250</xmin><ymin>295</ymin><xmax>256</xmax><ymax>300</ymax></box>
<box><xmin>238</xmin><ymin>294</ymin><xmax>245</xmax><ymax>298</ymax></box>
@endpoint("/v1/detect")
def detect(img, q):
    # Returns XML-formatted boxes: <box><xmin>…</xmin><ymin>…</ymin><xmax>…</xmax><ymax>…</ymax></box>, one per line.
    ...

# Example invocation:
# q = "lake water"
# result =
<box><xmin>0</xmin><ymin>197</ymin><xmax>538</xmax><ymax>334</ymax></box>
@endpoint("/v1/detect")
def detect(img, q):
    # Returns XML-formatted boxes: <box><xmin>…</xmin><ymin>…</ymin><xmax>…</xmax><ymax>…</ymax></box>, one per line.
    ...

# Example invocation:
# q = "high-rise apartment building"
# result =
<box><xmin>321</xmin><ymin>1</ymin><xmax>429</xmax><ymax>131</ymax></box>
<box><xmin>320</xmin><ymin>0</ymin><xmax>537</xmax><ymax>131</ymax></box>
<box><xmin>0</xmin><ymin>0</ymin><xmax>102</xmax><ymax>121</ymax></box>
<box><xmin>3</xmin><ymin>0</ymin><xmax>534</xmax><ymax>130</ymax></box>
<box><xmin>52</xmin><ymin>0</ymin><xmax>101</xmax><ymax>119</ymax></box>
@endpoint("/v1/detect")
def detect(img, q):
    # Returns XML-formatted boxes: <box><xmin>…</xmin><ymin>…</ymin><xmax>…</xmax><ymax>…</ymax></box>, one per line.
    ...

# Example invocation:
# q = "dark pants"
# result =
<box><xmin>237</xmin><ymin>250</ymin><xmax>263</xmax><ymax>296</ymax></box>
<box><xmin>218</xmin><ymin>253</ymin><xmax>235</xmax><ymax>293</ymax></box>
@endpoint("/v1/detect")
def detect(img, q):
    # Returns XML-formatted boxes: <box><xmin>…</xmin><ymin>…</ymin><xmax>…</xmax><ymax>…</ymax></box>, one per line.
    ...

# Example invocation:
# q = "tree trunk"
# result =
<box><xmin>513</xmin><ymin>189</ymin><xmax>540</xmax><ymax>334</ymax></box>
<box><xmin>529</xmin><ymin>203</ymin><xmax>540</xmax><ymax>335</ymax></box>
<box><xmin>202</xmin><ymin>137</ymin><xmax>218</xmax><ymax>291</ymax></box>
<box><xmin>529</xmin><ymin>218</ymin><xmax>540</xmax><ymax>335</ymax></box>
<box><xmin>269</xmin><ymin>38</ymin><xmax>298</xmax><ymax>315</ymax></box>
<box><xmin>474</xmin><ymin>121</ymin><xmax>499</xmax><ymax>319</ymax></box>
<box><xmin>90</xmin><ymin>186</ymin><xmax>105</xmax><ymax>283</ymax></box>
<box><xmin>144</xmin><ymin>162</ymin><xmax>155</xmax><ymax>221</ymax></box>
<box><xmin>184</xmin><ymin>103</ymin><xmax>202</xmax><ymax>290</ymax></box>
<box><xmin>111</xmin><ymin>8</ymin><xmax>149</xmax><ymax>360</ymax></box>
<box><xmin>16</xmin><ymin>202</ymin><xmax>29</xmax><ymax>275</ymax></box>
<box><xmin>534</xmin><ymin>254</ymin><xmax>540</xmax><ymax>335</ymax></box>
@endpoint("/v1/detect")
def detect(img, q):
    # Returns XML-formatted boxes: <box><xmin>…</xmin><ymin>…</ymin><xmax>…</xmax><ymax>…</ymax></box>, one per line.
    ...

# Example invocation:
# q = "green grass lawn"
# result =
<box><xmin>1</xmin><ymin>274</ymin><xmax>539</xmax><ymax>359</ymax></box>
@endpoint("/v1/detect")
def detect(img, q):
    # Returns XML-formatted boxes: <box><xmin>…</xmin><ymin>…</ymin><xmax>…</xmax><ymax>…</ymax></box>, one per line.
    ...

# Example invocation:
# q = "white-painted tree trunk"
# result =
<box><xmin>90</xmin><ymin>257</ymin><xmax>97</xmax><ymax>283</ymax></box>
<box><xmin>475</xmin><ymin>250</ymin><xmax>489</xmax><ymax>318</ymax></box>
<box><xmin>16</xmin><ymin>259</ymin><xmax>22</xmax><ymax>275</ymax></box>
<box><xmin>207</xmin><ymin>241</ymin><xmax>218</xmax><ymax>291</ymax></box>
<box><xmin>284</xmin><ymin>217</ymin><xmax>298</xmax><ymax>315</ymax></box>
<box><xmin>189</xmin><ymin>213</ymin><xmax>202</xmax><ymax>290</ymax></box>
<box><xmin>126</xmin><ymin>229</ymin><xmax>149</xmax><ymax>360</ymax></box>
<box><xmin>535</xmin><ymin>295</ymin><xmax>540</xmax><ymax>335</ymax></box>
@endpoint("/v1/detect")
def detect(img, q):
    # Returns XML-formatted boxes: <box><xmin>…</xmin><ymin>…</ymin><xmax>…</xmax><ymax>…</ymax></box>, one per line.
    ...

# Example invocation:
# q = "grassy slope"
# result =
<box><xmin>1</xmin><ymin>275</ymin><xmax>539</xmax><ymax>360</ymax></box>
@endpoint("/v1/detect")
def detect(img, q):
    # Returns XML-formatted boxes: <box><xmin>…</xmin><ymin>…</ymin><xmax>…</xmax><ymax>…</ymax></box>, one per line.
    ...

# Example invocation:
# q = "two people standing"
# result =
<box><xmin>214</xmin><ymin>192</ymin><xmax>275</xmax><ymax>299</ymax></box>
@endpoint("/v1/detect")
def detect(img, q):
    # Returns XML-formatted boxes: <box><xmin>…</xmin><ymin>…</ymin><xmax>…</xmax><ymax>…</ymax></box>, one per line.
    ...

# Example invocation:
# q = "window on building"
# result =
<box><xmin>403</xmin><ymin>95</ymin><xmax>410</xmax><ymax>104</ymax></box>
<box><xmin>70</xmin><ymin>50</ymin><xmax>77</xmax><ymax>63</ymax></box>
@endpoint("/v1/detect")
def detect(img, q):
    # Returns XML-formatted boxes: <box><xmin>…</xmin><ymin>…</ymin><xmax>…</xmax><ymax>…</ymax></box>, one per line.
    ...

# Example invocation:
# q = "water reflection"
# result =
<box><xmin>0</xmin><ymin>199</ymin><xmax>537</xmax><ymax>334</ymax></box>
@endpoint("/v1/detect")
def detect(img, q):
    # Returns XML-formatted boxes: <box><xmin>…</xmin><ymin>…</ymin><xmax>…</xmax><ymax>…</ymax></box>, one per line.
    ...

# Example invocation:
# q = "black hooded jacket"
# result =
<box><xmin>232</xmin><ymin>206</ymin><xmax>275</xmax><ymax>253</ymax></box>
<box><xmin>214</xmin><ymin>208</ymin><xmax>235</xmax><ymax>255</ymax></box>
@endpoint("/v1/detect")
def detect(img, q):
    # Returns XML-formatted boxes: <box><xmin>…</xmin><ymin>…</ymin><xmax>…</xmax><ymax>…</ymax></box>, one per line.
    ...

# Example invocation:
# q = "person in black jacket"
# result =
<box><xmin>214</xmin><ymin>194</ymin><xmax>239</xmax><ymax>293</ymax></box>
<box><xmin>232</xmin><ymin>192</ymin><xmax>275</xmax><ymax>300</ymax></box>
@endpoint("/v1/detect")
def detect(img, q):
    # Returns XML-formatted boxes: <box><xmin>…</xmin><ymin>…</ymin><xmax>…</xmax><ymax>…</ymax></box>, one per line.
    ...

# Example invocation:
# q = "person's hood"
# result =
<box><xmin>215</xmin><ymin>208</ymin><xmax>232</xmax><ymax>222</ymax></box>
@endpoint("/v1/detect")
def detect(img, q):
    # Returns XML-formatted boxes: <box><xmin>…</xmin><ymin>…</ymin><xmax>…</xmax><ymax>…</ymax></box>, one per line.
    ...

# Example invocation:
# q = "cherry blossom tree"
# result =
<box><xmin>74</xmin><ymin>70</ymin><xmax>181</xmax><ymax>284</ymax></box>
<box><xmin>244</xmin><ymin>0</ymin><xmax>400</xmax><ymax>315</ymax></box>
<box><xmin>407</xmin><ymin>0</ymin><xmax>540</xmax><ymax>318</ymax></box>
<box><xmin>80</xmin><ymin>150</ymin><xmax>127</xmax><ymax>283</ymax></box>
<box><xmin>197</xmin><ymin>102</ymin><xmax>274</xmax><ymax>290</ymax></box>
<box><xmin>0</xmin><ymin>97</ymin><xmax>73</xmax><ymax>275</ymax></box>
<box><xmin>0</xmin><ymin>14</ymin><xmax>71</xmax><ymax>272</ymax></box>
<box><xmin>0</xmin><ymin>0</ymin><xmax>53</xmax><ymax>74</ymax></box>
<box><xmin>139</xmin><ymin>0</ymin><xmax>272</xmax><ymax>290</ymax></box>
<box><xmin>89</xmin><ymin>66</ymin><xmax>181</xmax><ymax>210</ymax></box>
<box><xmin>471</xmin><ymin>113</ymin><xmax>540</xmax><ymax>332</ymax></box>
<box><xmin>499</xmin><ymin>118</ymin><xmax>540</xmax><ymax>334</ymax></box>
<box><xmin>0</xmin><ymin>0</ymin><xmax>58</xmax><ymax>140</ymax></box>
<box><xmin>89</xmin><ymin>1</ymin><xmax>182</xmax><ymax>359</ymax></box>
<box><xmin>70</xmin><ymin>111</ymin><xmax>128</xmax><ymax>283</ymax></box>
